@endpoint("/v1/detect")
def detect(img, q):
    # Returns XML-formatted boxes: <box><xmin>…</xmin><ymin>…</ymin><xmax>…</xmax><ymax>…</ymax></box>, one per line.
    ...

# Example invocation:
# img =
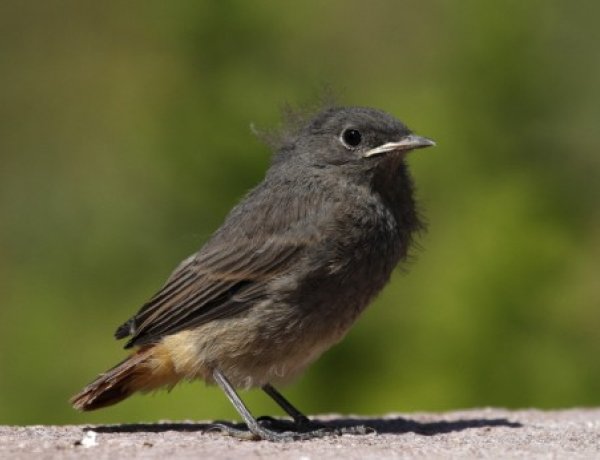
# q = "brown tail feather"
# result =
<box><xmin>71</xmin><ymin>345</ymin><xmax>176</xmax><ymax>411</ymax></box>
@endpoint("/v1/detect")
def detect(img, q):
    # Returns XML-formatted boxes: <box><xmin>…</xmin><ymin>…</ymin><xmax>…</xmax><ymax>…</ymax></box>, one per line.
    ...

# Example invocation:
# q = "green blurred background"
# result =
<box><xmin>1</xmin><ymin>1</ymin><xmax>599</xmax><ymax>425</ymax></box>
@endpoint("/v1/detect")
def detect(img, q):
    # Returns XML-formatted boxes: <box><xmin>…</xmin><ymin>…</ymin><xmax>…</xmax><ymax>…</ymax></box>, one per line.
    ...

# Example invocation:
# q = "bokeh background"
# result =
<box><xmin>1</xmin><ymin>1</ymin><xmax>599</xmax><ymax>425</ymax></box>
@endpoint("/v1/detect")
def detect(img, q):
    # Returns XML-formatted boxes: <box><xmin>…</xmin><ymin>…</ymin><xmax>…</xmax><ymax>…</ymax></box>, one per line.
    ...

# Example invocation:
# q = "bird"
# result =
<box><xmin>71</xmin><ymin>105</ymin><xmax>435</xmax><ymax>441</ymax></box>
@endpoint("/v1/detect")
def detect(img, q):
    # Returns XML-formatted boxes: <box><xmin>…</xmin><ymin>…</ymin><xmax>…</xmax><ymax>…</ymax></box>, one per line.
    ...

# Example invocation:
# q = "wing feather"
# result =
<box><xmin>118</xmin><ymin>237</ymin><xmax>306</xmax><ymax>348</ymax></box>
<box><xmin>115</xmin><ymin>180</ymin><xmax>335</xmax><ymax>348</ymax></box>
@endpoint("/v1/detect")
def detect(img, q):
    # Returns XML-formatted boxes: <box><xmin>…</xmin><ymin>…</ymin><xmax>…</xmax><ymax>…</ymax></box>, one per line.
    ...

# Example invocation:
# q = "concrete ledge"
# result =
<box><xmin>2</xmin><ymin>409</ymin><xmax>600</xmax><ymax>459</ymax></box>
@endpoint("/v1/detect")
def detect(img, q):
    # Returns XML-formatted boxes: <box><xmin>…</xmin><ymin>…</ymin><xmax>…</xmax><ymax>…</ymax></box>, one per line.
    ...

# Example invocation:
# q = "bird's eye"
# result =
<box><xmin>341</xmin><ymin>129</ymin><xmax>362</xmax><ymax>148</ymax></box>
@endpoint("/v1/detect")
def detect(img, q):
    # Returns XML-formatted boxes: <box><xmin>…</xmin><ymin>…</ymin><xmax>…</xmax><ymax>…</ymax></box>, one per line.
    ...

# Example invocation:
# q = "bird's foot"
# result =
<box><xmin>256</xmin><ymin>415</ymin><xmax>324</xmax><ymax>432</ymax></box>
<box><xmin>208</xmin><ymin>423</ymin><xmax>259</xmax><ymax>441</ymax></box>
<box><xmin>208</xmin><ymin>417</ymin><xmax>375</xmax><ymax>442</ymax></box>
<box><xmin>257</xmin><ymin>415</ymin><xmax>375</xmax><ymax>436</ymax></box>
<box><xmin>207</xmin><ymin>421</ymin><xmax>327</xmax><ymax>441</ymax></box>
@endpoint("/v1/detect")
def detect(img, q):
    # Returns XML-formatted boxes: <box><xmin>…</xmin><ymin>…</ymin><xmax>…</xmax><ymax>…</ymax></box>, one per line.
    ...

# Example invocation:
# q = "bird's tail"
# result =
<box><xmin>70</xmin><ymin>345</ymin><xmax>178</xmax><ymax>411</ymax></box>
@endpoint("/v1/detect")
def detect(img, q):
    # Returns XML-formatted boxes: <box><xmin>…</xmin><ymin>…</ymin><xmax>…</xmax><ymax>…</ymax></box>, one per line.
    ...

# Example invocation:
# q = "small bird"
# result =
<box><xmin>71</xmin><ymin>106</ymin><xmax>435</xmax><ymax>441</ymax></box>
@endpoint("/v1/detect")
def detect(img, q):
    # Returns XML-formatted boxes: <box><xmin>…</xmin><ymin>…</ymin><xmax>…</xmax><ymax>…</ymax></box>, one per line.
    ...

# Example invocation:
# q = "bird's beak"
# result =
<box><xmin>363</xmin><ymin>134</ymin><xmax>436</xmax><ymax>158</ymax></box>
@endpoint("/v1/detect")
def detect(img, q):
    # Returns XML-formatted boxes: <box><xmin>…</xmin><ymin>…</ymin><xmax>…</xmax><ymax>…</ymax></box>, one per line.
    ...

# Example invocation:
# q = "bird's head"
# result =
<box><xmin>272</xmin><ymin>106</ymin><xmax>435</xmax><ymax>172</ymax></box>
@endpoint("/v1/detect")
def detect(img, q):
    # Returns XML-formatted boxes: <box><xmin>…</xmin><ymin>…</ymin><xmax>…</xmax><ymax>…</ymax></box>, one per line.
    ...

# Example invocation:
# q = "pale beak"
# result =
<box><xmin>363</xmin><ymin>134</ymin><xmax>436</xmax><ymax>158</ymax></box>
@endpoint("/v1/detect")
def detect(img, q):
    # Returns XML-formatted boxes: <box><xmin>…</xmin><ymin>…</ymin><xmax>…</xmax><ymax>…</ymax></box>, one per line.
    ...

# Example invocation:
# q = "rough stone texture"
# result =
<box><xmin>2</xmin><ymin>409</ymin><xmax>600</xmax><ymax>459</ymax></box>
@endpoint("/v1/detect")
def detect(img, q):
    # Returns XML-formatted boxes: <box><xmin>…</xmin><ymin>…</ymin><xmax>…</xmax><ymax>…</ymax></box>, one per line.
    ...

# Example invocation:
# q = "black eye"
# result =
<box><xmin>341</xmin><ymin>129</ymin><xmax>362</xmax><ymax>148</ymax></box>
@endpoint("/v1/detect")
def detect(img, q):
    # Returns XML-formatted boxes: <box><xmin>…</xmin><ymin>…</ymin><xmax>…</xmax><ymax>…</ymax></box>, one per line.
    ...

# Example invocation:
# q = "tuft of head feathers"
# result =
<box><xmin>252</xmin><ymin>89</ymin><xmax>340</xmax><ymax>157</ymax></box>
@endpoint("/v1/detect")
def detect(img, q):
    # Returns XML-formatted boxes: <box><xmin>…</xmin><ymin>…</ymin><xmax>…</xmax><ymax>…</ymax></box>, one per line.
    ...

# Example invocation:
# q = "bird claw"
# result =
<box><xmin>256</xmin><ymin>415</ymin><xmax>325</xmax><ymax>432</ymax></box>
<box><xmin>207</xmin><ymin>422</ymin><xmax>305</xmax><ymax>442</ymax></box>
<box><xmin>207</xmin><ymin>422</ymin><xmax>259</xmax><ymax>440</ymax></box>
<box><xmin>332</xmin><ymin>424</ymin><xmax>376</xmax><ymax>436</ymax></box>
<box><xmin>208</xmin><ymin>418</ymin><xmax>375</xmax><ymax>442</ymax></box>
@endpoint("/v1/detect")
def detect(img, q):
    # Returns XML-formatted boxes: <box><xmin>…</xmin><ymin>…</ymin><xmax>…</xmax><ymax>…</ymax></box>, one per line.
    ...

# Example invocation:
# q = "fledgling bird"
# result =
<box><xmin>71</xmin><ymin>106</ymin><xmax>435</xmax><ymax>441</ymax></box>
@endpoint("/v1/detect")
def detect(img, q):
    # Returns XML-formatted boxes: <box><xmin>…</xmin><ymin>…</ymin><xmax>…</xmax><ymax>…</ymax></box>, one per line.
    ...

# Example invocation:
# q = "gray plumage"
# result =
<box><xmin>73</xmin><ymin>106</ymin><xmax>434</xmax><ymax>435</ymax></box>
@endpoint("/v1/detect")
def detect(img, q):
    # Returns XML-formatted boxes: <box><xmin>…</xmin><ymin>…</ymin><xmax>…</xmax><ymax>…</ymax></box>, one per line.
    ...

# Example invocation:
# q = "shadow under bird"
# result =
<box><xmin>71</xmin><ymin>106</ymin><xmax>435</xmax><ymax>441</ymax></box>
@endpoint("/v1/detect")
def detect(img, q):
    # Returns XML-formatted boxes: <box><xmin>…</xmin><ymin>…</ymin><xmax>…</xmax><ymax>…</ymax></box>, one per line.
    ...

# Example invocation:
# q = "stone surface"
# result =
<box><xmin>2</xmin><ymin>409</ymin><xmax>600</xmax><ymax>459</ymax></box>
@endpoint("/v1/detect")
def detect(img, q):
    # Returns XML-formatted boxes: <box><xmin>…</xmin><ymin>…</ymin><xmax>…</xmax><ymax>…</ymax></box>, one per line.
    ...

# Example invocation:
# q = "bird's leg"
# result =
<box><xmin>210</xmin><ymin>369</ymin><xmax>336</xmax><ymax>441</ymax></box>
<box><xmin>210</xmin><ymin>369</ymin><xmax>373</xmax><ymax>441</ymax></box>
<box><xmin>260</xmin><ymin>384</ymin><xmax>320</xmax><ymax>431</ymax></box>
<box><xmin>260</xmin><ymin>383</ymin><xmax>374</xmax><ymax>437</ymax></box>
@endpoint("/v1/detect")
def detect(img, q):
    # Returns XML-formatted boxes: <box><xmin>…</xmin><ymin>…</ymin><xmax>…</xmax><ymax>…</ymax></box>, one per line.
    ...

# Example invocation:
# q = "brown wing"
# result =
<box><xmin>114</xmin><ymin>236</ymin><xmax>306</xmax><ymax>349</ymax></box>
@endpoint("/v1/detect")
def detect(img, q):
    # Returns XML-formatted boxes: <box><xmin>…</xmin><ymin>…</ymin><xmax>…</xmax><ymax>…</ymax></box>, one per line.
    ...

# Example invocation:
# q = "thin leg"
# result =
<box><xmin>211</xmin><ymin>369</ymin><xmax>335</xmax><ymax>441</ymax></box>
<box><xmin>260</xmin><ymin>383</ymin><xmax>373</xmax><ymax>436</ymax></box>
<box><xmin>262</xmin><ymin>384</ymin><xmax>312</xmax><ymax>427</ymax></box>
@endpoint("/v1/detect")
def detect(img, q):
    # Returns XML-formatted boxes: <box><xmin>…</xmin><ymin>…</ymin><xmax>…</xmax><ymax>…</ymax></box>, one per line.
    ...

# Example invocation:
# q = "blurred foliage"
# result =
<box><xmin>1</xmin><ymin>0</ymin><xmax>599</xmax><ymax>425</ymax></box>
